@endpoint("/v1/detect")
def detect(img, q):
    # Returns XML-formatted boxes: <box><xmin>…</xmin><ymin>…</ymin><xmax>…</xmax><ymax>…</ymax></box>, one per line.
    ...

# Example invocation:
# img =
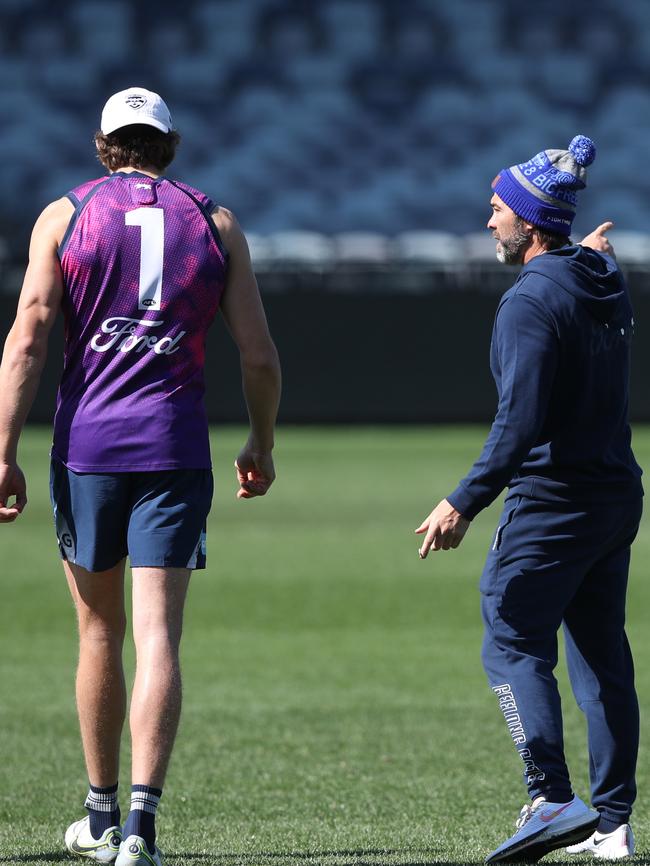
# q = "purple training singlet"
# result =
<box><xmin>53</xmin><ymin>171</ymin><xmax>228</xmax><ymax>471</ymax></box>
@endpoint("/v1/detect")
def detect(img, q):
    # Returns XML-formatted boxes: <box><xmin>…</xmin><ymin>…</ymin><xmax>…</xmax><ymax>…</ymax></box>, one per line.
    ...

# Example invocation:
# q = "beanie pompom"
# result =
<box><xmin>569</xmin><ymin>135</ymin><xmax>596</xmax><ymax>167</ymax></box>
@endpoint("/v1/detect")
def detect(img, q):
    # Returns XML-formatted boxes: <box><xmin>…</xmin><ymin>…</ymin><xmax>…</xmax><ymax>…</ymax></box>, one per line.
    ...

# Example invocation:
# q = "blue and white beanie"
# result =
<box><xmin>492</xmin><ymin>135</ymin><xmax>596</xmax><ymax>236</ymax></box>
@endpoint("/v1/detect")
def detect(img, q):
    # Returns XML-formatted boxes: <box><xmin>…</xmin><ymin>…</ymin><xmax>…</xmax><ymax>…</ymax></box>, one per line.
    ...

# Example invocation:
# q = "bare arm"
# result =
<box><xmin>0</xmin><ymin>198</ymin><xmax>71</xmax><ymax>521</ymax></box>
<box><xmin>213</xmin><ymin>207</ymin><xmax>281</xmax><ymax>499</ymax></box>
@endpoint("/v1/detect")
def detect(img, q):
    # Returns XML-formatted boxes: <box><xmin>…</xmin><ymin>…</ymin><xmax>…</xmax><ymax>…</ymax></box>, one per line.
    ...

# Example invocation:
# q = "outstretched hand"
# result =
<box><xmin>235</xmin><ymin>446</ymin><xmax>276</xmax><ymax>499</ymax></box>
<box><xmin>415</xmin><ymin>498</ymin><xmax>469</xmax><ymax>558</ymax></box>
<box><xmin>0</xmin><ymin>461</ymin><xmax>27</xmax><ymax>523</ymax></box>
<box><xmin>580</xmin><ymin>221</ymin><xmax>615</xmax><ymax>257</ymax></box>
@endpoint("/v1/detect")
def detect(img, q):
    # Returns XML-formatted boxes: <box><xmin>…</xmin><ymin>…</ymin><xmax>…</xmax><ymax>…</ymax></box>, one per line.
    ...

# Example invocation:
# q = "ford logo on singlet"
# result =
<box><xmin>141</xmin><ymin>298</ymin><xmax>156</xmax><ymax>307</ymax></box>
<box><xmin>90</xmin><ymin>317</ymin><xmax>187</xmax><ymax>355</ymax></box>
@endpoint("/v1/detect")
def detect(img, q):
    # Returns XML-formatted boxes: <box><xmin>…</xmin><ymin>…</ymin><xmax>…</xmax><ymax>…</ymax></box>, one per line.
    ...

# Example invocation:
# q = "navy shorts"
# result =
<box><xmin>50</xmin><ymin>459</ymin><xmax>213</xmax><ymax>572</ymax></box>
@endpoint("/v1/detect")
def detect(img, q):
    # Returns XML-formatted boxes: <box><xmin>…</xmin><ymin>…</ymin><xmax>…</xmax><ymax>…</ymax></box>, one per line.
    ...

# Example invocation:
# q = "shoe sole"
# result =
<box><xmin>566</xmin><ymin>834</ymin><xmax>634</xmax><ymax>858</ymax></box>
<box><xmin>486</xmin><ymin>814</ymin><xmax>600</xmax><ymax>864</ymax></box>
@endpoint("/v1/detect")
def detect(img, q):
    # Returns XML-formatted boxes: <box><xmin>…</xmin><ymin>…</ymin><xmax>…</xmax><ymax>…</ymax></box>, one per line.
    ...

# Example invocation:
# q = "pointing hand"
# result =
<box><xmin>580</xmin><ymin>221</ymin><xmax>615</xmax><ymax>257</ymax></box>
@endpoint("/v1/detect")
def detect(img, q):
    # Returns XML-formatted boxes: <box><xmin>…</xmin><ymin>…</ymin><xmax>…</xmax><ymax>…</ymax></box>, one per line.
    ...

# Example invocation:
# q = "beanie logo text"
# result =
<box><xmin>532</xmin><ymin>174</ymin><xmax>577</xmax><ymax>205</ymax></box>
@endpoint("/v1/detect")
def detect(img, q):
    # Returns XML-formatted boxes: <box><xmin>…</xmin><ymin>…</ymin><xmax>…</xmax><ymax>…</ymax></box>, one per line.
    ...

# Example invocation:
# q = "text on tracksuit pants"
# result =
<box><xmin>480</xmin><ymin>493</ymin><xmax>643</xmax><ymax>826</ymax></box>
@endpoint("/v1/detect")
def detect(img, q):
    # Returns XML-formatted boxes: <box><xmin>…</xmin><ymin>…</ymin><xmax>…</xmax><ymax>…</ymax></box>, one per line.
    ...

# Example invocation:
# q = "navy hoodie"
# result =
<box><xmin>447</xmin><ymin>245</ymin><xmax>643</xmax><ymax>520</ymax></box>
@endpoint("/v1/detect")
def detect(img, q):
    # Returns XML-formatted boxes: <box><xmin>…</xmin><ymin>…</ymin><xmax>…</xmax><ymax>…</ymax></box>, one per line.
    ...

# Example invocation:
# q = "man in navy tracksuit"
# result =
<box><xmin>416</xmin><ymin>136</ymin><xmax>643</xmax><ymax>863</ymax></box>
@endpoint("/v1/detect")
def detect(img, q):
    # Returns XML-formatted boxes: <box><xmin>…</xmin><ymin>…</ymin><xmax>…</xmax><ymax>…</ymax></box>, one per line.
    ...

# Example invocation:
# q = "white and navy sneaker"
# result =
<box><xmin>485</xmin><ymin>794</ymin><xmax>600</xmax><ymax>863</ymax></box>
<box><xmin>65</xmin><ymin>816</ymin><xmax>122</xmax><ymax>862</ymax></box>
<box><xmin>566</xmin><ymin>823</ymin><xmax>635</xmax><ymax>859</ymax></box>
<box><xmin>115</xmin><ymin>835</ymin><xmax>163</xmax><ymax>866</ymax></box>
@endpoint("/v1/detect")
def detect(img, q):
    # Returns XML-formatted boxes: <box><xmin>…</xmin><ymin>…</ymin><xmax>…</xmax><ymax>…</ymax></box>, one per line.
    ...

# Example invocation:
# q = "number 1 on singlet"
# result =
<box><xmin>126</xmin><ymin>207</ymin><xmax>165</xmax><ymax>311</ymax></box>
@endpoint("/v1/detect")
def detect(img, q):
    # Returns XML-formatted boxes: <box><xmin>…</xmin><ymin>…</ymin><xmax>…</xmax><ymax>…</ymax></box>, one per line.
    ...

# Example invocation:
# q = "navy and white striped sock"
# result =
<box><xmin>122</xmin><ymin>785</ymin><xmax>162</xmax><ymax>855</ymax></box>
<box><xmin>84</xmin><ymin>783</ymin><xmax>120</xmax><ymax>839</ymax></box>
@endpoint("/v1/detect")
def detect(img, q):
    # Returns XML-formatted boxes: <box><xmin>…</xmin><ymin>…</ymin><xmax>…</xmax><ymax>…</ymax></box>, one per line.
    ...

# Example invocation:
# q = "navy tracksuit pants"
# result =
<box><xmin>480</xmin><ymin>492</ymin><xmax>643</xmax><ymax>826</ymax></box>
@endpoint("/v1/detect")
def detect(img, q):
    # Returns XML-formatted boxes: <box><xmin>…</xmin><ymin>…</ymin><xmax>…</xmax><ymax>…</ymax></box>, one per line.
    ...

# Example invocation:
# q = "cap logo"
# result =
<box><xmin>125</xmin><ymin>94</ymin><xmax>147</xmax><ymax>109</ymax></box>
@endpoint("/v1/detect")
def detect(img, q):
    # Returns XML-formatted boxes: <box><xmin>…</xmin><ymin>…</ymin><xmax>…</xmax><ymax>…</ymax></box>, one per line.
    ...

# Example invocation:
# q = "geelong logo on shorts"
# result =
<box><xmin>55</xmin><ymin>513</ymin><xmax>76</xmax><ymax>557</ymax></box>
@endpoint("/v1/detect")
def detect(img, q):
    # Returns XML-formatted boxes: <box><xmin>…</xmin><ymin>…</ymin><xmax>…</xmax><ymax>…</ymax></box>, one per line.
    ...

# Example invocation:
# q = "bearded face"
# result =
<box><xmin>494</xmin><ymin>219</ymin><xmax>531</xmax><ymax>265</ymax></box>
<box><xmin>488</xmin><ymin>195</ymin><xmax>531</xmax><ymax>266</ymax></box>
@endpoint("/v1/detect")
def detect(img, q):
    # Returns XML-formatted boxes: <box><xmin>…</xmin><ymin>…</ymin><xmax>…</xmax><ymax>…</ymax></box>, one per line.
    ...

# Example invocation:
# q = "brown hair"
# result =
<box><xmin>94</xmin><ymin>124</ymin><xmax>181</xmax><ymax>173</ymax></box>
<box><xmin>534</xmin><ymin>226</ymin><xmax>571</xmax><ymax>250</ymax></box>
<box><xmin>514</xmin><ymin>215</ymin><xmax>569</xmax><ymax>251</ymax></box>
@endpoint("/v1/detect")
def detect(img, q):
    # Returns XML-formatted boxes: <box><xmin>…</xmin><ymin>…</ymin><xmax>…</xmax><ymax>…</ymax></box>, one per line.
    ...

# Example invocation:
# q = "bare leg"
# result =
<box><xmin>130</xmin><ymin>567</ymin><xmax>191</xmax><ymax>788</ymax></box>
<box><xmin>65</xmin><ymin>559</ymin><xmax>127</xmax><ymax>786</ymax></box>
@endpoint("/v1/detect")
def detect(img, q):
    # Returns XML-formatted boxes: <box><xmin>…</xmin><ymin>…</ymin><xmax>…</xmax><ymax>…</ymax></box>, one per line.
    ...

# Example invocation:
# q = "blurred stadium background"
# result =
<box><xmin>1</xmin><ymin>0</ymin><xmax>649</xmax><ymax>423</ymax></box>
<box><xmin>2</xmin><ymin>5</ymin><xmax>650</xmax><ymax>864</ymax></box>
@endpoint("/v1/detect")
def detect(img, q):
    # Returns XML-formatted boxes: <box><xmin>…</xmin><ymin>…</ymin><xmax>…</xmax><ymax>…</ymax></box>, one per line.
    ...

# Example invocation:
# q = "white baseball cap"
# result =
<box><xmin>100</xmin><ymin>87</ymin><xmax>172</xmax><ymax>135</ymax></box>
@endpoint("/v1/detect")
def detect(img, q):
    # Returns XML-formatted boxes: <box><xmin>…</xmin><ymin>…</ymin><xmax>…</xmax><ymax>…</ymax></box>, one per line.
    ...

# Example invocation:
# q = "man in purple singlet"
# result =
<box><xmin>0</xmin><ymin>87</ymin><xmax>281</xmax><ymax>866</ymax></box>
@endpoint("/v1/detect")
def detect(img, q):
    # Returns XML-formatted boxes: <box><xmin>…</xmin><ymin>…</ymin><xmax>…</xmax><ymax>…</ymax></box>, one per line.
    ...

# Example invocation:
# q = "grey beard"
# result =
<box><xmin>495</xmin><ymin>227</ymin><xmax>530</xmax><ymax>265</ymax></box>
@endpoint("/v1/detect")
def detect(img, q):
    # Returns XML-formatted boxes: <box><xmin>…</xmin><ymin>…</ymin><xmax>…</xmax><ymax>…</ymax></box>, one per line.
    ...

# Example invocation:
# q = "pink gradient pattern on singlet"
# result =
<box><xmin>54</xmin><ymin>172</ymin><xmax>227</xmax><ymax>471</ymax></box>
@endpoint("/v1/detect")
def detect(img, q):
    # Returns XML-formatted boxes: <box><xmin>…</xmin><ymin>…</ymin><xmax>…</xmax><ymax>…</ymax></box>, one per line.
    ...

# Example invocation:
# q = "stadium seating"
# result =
<box><xmin>393</xmin><ymin>231</ymin><xmax>463</xmax><ymax>266</ymax></box>
<box><xmin>0</xmin><ymin>0</ymin><xmax>649</xmax><ymax>267</ymax></box>
<box><xmin>266</xmin><ymin>231</ymin><xmax>334</xmax><ymax>268</ymax></box>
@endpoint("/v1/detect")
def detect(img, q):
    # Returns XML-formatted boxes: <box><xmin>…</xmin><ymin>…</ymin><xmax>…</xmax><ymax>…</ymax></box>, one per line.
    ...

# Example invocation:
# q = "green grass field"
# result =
<box><xmin>1</xmin><ymin>425</ymin><xmax>649</xmax><ymax>866</ymax></box>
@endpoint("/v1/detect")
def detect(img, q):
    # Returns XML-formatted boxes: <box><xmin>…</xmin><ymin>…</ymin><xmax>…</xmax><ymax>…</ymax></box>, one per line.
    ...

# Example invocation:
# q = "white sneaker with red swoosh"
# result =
<box><xmin>485</xmin><ymin>794</ymin><xmax>600</xmax><ymax>863</ymax></box>
<box><xmin>566</xmin><ymin>823</ymin><xmax>635</xmax><ymax>859</ymax></box>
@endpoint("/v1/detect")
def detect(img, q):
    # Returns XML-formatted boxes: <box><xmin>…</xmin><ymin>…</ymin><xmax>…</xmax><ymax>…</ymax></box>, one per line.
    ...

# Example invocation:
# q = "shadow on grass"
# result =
<box><xmin>5</xmin><ymin>850</ymin><xmax>649</xmax><ymax>866</ymax></box>
<box><xmin>167</xmin><ymin>851</ymin><xmax>457</xmax><ymax>866</ymax></box>
<box><xmin>166</xmin><ymin>852</ymin><xmax>650</xmax><ymax>866</ymax></box>
<box><xmin>0</xmin><ymin>851</ymin><xmax>455</xmax><ymax>866</ymax></box>
<box><xmin>0</xmin><ymin>854</ymin><xmax>70</xmax><ymax>864</ymax></box>
<box><xmin>0</xmin><ymin>851</ymin><xmax>451</xmax><ymax>866</ymax></box>
<box><xmin>545</xmin><ymin>856</ymin><xmax>650</xmax><ymax>866</ymax></box>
